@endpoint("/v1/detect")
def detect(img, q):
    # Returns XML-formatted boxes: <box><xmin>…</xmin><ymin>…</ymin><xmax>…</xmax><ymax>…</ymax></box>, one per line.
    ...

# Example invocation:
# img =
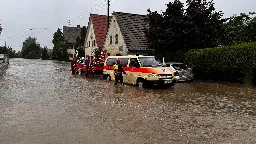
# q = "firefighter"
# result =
<box><xmin>89</xmin><ymin>56</ymin><xmax>95</xmax><ymax>77</ymax></box>
<box><xmin>85</xmin><ymin>56</ymin><xmax>89</xmax><ymax>77</ymax></box>
<box><xmin>113</xmin><ymin>59</ymin><xmax>126</xmax><ymax>86</ymax></box>
<box><xmin>71</xmin><ymin>57</ymin><xmax>76</xmax><ymax>75</ymax></box>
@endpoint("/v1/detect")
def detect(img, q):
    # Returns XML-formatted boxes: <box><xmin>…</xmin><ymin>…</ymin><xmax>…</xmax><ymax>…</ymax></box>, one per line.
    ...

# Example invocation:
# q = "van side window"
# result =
<box><xmin>129</xmin><ymin>58</ymin><xmax>139</xmax><ymax>67</ymax></box>
<box><xmin>106</xmin><ymin>58</ymin><xmax>116</xmax><ymax>66</ymax></box>
<box><xmin>119</xmin><ymin>58</ymin><xmax>128</xmax><ymax>67</ymax></box>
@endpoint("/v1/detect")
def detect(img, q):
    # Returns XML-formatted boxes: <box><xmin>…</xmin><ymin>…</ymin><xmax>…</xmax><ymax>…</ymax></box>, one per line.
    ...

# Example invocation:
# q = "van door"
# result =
<box><xmin>119</xmin><ymin>58</ymin><xmax>129</xmax><ymax>83</ymax></box>
<box><xmin>105</xmin><ymin>58</ymin><xmax>116</xmax><ymax>79</ymax></box>
<box><xmin>127</xmin><ymin>58</ymin><xmax>140</xmax><ymax>84</ymax></box>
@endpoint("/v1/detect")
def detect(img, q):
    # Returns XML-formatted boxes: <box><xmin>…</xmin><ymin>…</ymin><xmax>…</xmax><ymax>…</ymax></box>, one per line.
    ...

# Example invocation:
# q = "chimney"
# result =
<box><xmin>77</xmin><ymin>25</ymin><xmax>80</xmax><ymax>28</ymax></box>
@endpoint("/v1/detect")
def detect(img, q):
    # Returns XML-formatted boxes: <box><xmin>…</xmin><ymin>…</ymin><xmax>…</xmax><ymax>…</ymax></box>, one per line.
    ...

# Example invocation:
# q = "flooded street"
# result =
<box><xmin>1</xmin><ymin>59</ymin><xmax>256</xmax><ymax>144</ymax></box>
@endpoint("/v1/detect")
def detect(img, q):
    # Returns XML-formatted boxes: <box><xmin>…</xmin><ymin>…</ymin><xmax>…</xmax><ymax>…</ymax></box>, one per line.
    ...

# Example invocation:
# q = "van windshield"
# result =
<box><xmin>106</xmin><ymin>58</ymin><xmax>128</xmax><ymax>67</ymax></box>
<box><xmin>138</xmin><ymin>57</ymin><xmax>161</xmax><ymax>67</ymax></box>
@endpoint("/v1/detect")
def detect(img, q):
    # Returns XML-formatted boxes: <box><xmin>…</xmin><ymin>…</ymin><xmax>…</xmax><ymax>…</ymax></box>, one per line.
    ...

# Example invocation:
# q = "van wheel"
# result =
<box><xmin>137</xmin><ymin>78</ymin><xmax>146</xmax><ymax>88</ymax></box>
<box><xmin>106</xmin><ymin>75</ymin><xmax>111</xmax><ymax>81</ymax></box>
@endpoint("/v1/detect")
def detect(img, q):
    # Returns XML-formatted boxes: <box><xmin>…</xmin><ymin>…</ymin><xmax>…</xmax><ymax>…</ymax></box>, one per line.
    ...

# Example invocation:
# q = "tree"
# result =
<box><xmin>0</xmin><ymin>46</ymin><xmax>7</xmax><ymax>54</ymax></box>
<box><xmin>145</xmin><ymin>0</ymin><xmax>225</xmax><ymax>61</ymax></box>
<box><xmin>41</xmin><ymin>46</ymin><xmax>49</xmax><ymax>60</ymax></box>
<box><xmin>163</xmin><ymin>0</ymin><xmax>186</xmax><ymax>61</ymax></box>
<box><xmin>246</xmin><ymin>16</ymin><xmax>256</xmax><ymax>42</ymax></box>
<box><xmin>52</xmin><ymin>28</ymin><xmax>69</xmax><ymax>61</ymax></box>
<box><xmin>80</xmin><ymin>26</ymin><xmax>87</xmax><ymax>46</ymax></box>
<box><xmin>7</xmin><ymin>47</ymin><xmax>16</xmax><ymax>58</ymax></box>
<box><xmin>15</xmin><ymin>51</ymin><xmax>21</xmax><ymax>58</ymax></box>
<box><xmin>222</xmin><ymin>12</ymin><xmax>256</xmax><ymax>45</ymax></box>
<box><xmin>21</xmin><ymin>36</ymin><xmax>41</xmax><ymax>59</ymax></box>
<box><xmin>145</xmin><ymin>9</ymin><xmax>165</xmax><ymax>60</ymax></box>
<box><xmin>75</xmin><ymin>36</ymin><xmax>85</xmax><ymax>59</ymax></box>
<box><xmin>94</xmin><ymin>46</ymin><xmax>103</xmax><ymax>59</ymax></box>
<box><xmin>185</xmin><ymin>0</ymin><xmax>225</xmax><ymax>49</ymax></box>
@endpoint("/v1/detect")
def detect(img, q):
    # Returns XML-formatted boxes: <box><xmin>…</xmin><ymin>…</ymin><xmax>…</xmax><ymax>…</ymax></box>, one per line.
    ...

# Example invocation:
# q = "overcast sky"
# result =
<box><xmin>0</xmin><ymin>0</ymin><xmax>255</xmax><ymax>51</ymax></box>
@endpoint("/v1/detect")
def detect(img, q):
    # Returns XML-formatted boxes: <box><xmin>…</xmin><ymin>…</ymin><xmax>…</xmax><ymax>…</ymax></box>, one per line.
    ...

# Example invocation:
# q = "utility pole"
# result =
<box><xmin>107</xmin><ymin>0</ymin><xmax>110</xmax><ymax>30</ymax></box>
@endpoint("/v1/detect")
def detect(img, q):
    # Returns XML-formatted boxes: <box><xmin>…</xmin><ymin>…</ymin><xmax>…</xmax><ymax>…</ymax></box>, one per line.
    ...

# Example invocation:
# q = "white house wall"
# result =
<box><xmin>104</xmin><ymin>16</ymin><xmax>128</xmax><ymax>56</ymax></box>
<box><xmin>84</xmin><ymin>19</ymin><xmax>98</xmax><ymax>56</ymax></box>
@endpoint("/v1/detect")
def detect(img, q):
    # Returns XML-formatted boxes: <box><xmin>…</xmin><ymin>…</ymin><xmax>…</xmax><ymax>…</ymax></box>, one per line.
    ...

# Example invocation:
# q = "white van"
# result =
<box><xmin>103</xmin><ymin>55</ymin><xmax>176</xmax><ymax>87</ymax></box>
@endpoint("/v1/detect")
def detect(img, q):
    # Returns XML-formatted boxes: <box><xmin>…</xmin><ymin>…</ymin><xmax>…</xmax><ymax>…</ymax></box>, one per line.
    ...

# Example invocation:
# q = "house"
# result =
<box><xmin>63</xmin><ymin>25</ymin><xmax>81</xmax><ymax>60</ymax></box>
<box><xmin>84</xmin><ymin>14</ymin><xmax>111</xmax><ymax>57</ymax></box>
<box><xmin>104</xmin><ymin>12</ymin><xmax>152</xmax><ymax>56</ymax></box>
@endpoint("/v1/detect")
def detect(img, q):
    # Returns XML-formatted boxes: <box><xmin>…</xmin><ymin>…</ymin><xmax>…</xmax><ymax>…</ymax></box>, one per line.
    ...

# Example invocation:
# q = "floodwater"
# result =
<box><xmin>1</xmin><ymin>59</ymin><xmax>256</xmax><ymax>144</ymax></box>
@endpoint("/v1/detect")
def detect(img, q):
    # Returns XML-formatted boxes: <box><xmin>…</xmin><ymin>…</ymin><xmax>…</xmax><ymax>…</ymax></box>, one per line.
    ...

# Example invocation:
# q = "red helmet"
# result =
<box><xmin>116</xmin><ymin>59</ymin><xmax>120</xmax><ymax>64</ymax></box>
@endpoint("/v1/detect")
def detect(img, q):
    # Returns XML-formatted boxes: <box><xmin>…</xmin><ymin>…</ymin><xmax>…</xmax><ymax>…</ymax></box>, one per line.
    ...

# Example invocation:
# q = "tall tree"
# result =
<box><xmin>41</xmin><ymin>46</ymin><xmax>49</xmax><ymax>60</ymax></box>
<box><xmin>0</xmin><ymin>46</ymin><xmax>7</xmax><ymax>54</ymax></box>
<box><xmin>80</xmin><ymin>26</ymin><xmax>87</xmax><ymax>46</ymax></box>
<box><xmin>246</xmin><ymin>16</ymin><xmax>256</xmax><ymax>42</ymax></box>
<box><xmin>74</xmin><ymin>26</ymin><xmax>87</xmax><ymax>59</ymax></box>
<box><xmin>75</xmin><ymin>36</ymin><xmax>85</xmax><ymax>59</ymax></box>
<box><xmin>163</xmin><ymin>0</ymin><xmax>186</xmax><ymax>61</ymax></box>
<box><xmin>222</xmin><ymin>12</ymin><xmax>256</xmax><ymax>45</ymax></box>
<box><xmin>146</xmin><ymin>0</ymin><xmax>225</xmax><ymax>61</ymax></box>
<box><xmin>145</xmin><ymin>9</ymin><xmax>165</xmax><ymax>60</ymax></box>
<box><xmin>185</xmin><ymin>0</ymin><xmax>225</xmax><ymax>49</ymax></box>
<box><xmin>52</xmin><ymin>28</ymin><xmax>69</xmax><ymax>61</ymax></box>
<box><xmin>21</xmin><ymin>37</ymin><xmax>41</xmax><ymax>59</ymax></box>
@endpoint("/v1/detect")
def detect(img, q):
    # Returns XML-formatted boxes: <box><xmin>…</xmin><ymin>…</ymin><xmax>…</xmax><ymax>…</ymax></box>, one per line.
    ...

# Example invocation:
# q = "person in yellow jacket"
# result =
<box><xmin>113</xmin><ymin>59</ymin><xmax>126</xmax><ymax>86</ymax></box>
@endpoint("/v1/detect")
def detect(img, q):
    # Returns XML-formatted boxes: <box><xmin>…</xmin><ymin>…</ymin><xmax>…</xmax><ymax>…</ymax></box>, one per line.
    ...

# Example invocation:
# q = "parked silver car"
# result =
<box><xmin>165</xmin><ymin>62</ymin><xmax>194</xmax><ymax>82</ymax></box>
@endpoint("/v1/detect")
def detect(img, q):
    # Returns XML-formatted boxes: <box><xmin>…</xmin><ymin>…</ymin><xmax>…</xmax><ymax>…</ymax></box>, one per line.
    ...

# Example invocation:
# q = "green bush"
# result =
<box><xmin>185</xmin><ymin>42</ymin><xmax>256</xmax><ymax>84</ymax></box>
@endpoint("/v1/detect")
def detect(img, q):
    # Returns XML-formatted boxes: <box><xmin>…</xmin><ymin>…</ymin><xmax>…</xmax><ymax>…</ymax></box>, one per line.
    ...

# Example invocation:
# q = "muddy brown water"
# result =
<box><xmin>1</xmin><ymin>58</ymin><xmax>256</xmax><ymax>144</ymax></box>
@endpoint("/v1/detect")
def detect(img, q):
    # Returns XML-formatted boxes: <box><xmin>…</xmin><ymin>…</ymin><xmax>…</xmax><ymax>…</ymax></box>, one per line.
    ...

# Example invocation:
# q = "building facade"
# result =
<box><xmin>84</xmin><ymin>14</ymin><xmax>110</xmax><ymax>57</ymax></box>
<box><xmin>104</xmin><ymin>12</ymin><xmax>152</xmax><ymax>56</ymax></box>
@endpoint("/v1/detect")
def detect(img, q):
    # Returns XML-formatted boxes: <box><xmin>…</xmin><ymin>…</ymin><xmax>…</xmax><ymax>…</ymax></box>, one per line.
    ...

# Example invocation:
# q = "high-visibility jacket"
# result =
<box><xmin>113</xmin><ymin>64</ymin><xmax>118</xmax><ymax>70</ymax></box>
<box><xmin>113</xmin><ymin>64</ymin><xmax>126</xmax><ymax>76</ymax></box>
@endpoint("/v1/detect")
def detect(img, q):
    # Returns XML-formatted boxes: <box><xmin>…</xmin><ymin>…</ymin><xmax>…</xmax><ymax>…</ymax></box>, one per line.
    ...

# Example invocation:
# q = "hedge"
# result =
<box><xmin>185</xmin><ymin>42</ymin><xmax>256</xmax><ymax>84</ymax></box>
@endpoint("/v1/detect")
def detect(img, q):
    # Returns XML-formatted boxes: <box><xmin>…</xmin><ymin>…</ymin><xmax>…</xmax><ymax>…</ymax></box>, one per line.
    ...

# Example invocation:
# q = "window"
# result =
<box><xmin>92</xmin><ymin>40</ymin><xmax>95</xmax><ymax>47</ymax></box>
<box><xmin>110</xmin><ymin>36</ymin><xmax>112</xmax><ymax>44</ymax></box>
<box><xmin>106</xmin><ymin>58</ymin><xmax>117</xmax><ymax>66</ymax></box>
<box><xmin>94</xmin><ymin>40</ymin><xmax>96</xmax><ymax>47</ymax></box>
<box><xmin>129</xmin><ymin>58</ymin><xmax>140</xmax><ymax>67</ymax></box>
<box><xmin>89</xmin><ymin>41</ymin><xmax>90</xmax><ymax>47</ymax></box>
<box><xmin>115</xmin><ymin>34</ymin><xmax>118</xmax><ymax>44</ymax></box>
<box><xmin>119</xmin><ymin>58</ymin><xmax>128</xmax><ymax>67</ymax></box>
<box><xmin>171</xmin><ymin>63</ymin><xmax>187</xmax><ymax>70</ymax></box>
<box><xmin>119</xmin><ymin>46</ymin><xmax>123</xmax><ymax>51</ymax></box>
<box><xmin>138</xmin><ymin>57</ymin><xmax>160</xmax><ymax>67</ymax></box>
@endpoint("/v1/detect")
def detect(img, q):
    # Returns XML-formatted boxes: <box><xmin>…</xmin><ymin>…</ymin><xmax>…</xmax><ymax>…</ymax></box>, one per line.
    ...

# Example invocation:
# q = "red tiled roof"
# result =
<box><xmin>90</xmin><ymin>14</ymin><xmax>111</xmax><ymax>47</ymax></box>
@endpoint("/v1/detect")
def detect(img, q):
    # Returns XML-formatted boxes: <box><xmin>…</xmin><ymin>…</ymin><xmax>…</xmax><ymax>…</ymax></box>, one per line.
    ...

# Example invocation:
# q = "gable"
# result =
<box><xmin>84</xmin><ymin>18</ymin><xmax>96</xmax><ymax>48</ymax></box>
<box><xmin>104</xmin><ymin>16</ymin><xmax>128</xmax><ymax>55</ymax></box>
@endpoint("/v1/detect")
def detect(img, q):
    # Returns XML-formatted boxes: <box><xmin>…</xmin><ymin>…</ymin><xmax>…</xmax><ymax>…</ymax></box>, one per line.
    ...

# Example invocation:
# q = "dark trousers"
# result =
<box><xmin>115</xmin><ymin>74</ymin><xmax>123</xmax><ymax>84</ymax></box>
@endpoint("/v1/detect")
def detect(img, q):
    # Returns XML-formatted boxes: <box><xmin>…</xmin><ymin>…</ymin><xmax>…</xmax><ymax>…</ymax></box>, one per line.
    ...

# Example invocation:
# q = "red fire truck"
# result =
<box><xmin>71</xmin><ymin>49</ymin><xmax>107</xmax><ymax>76</ymax></box>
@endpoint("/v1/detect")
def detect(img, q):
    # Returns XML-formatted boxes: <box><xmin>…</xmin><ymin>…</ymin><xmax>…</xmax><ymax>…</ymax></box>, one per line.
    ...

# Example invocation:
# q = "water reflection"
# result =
<box><xmin>1</xmin><ymin>58</ymin><xmax>256</xmax><ymax>144</ymax></box>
